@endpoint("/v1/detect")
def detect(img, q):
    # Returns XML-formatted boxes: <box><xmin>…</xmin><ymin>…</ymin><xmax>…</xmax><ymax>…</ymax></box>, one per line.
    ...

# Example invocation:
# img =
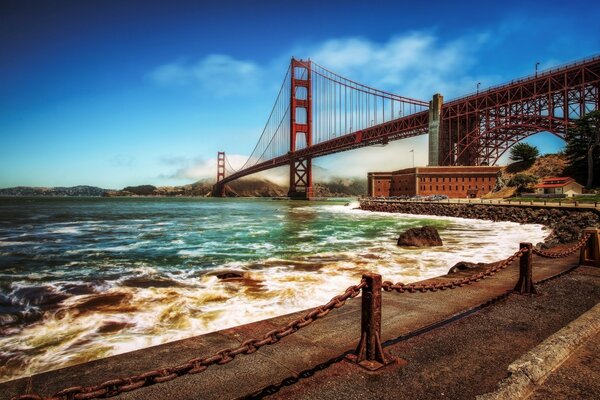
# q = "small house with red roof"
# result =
<box><xmin>534</xmin><ymin>177</ymin><xmax>583</xmax><ymax>197</ymax></box>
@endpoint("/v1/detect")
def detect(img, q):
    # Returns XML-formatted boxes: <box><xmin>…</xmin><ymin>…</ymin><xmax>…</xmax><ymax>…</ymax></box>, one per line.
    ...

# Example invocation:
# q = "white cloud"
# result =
<box><xmin>314</xmin><ymin>137</ymin><xmax>429</xmax><ymax>180</ymax></box>
<box><xmin>162</xmin><ymin>154</ymin><xmax>289</xmax><ymax>185</ymax></box>
<box><xmin>149</xmin><ymin>30</ymin><xmax>495</xmax><ymax>101</ymax></box>
<box><xmin>148</xmin><ymin>54</ymin><xmax>263</xmax><ymax>97</ymax></box>
<box><xmin>301</xmin><ymin>31</ymin><xmax>493</xmax><ymax>100</ymax></box>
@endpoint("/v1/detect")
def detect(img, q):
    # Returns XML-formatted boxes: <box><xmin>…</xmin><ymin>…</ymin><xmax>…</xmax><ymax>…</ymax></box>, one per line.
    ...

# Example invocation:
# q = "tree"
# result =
<box><xmin>508</xmin><ymin>173</ymin><xmax>538</xmax><ymax>192</ymax></box>
<box><xmin>509</xmin><ymin>143</ymin><xmax>540</xmax><ymax>164</ymax></box>
<box><xmin>565</xmin><ymin>110</ymin><xmax>600</xmax><ymax>189</ymax></box>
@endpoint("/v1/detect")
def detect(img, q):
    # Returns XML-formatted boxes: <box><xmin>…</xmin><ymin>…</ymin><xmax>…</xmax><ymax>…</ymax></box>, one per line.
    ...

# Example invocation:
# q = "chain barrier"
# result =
<box><xmin>531</xmin><ymin>233</ymin><xmax>591</xmax><ymax>259</ymax></box>
<box><xmin>13</xmin><ymin>281</ymin><xmax>366</xmax><ymax>400</ymax></box>
<box><xmin>382</xmin><ymin>248</ymin><xmax>527</xmax><ymax>293</ymax></box>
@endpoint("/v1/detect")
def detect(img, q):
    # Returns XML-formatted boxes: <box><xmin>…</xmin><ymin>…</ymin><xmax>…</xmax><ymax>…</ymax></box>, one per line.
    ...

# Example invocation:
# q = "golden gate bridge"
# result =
<box><xmin>214</xmin><ymin>55</ymin><xmax>600</xmax><ymax>199</ymax></box>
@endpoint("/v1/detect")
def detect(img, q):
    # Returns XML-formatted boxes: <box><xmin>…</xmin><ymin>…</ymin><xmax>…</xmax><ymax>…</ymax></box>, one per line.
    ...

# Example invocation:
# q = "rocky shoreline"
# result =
<box><xmin>359</xmin><ymin>200</ymin><xmax>600</xmax><ymax>246</ymax></box>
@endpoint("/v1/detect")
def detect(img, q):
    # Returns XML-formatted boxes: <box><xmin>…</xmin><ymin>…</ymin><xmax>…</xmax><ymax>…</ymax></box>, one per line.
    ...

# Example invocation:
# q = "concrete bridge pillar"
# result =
<box><xmin>428</xmin><ymin>93</ymin><xmax>443</xmax><ymax>166</ymax></box>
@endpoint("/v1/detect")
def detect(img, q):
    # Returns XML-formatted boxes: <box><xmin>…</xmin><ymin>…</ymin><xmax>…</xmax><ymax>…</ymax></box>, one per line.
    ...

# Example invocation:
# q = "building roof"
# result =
<box><xmin>391</xmin><ymin>166</ymin><xmax>502</xmax><ymax>175</ymax></box>
<box><xmin>534</xmin><ymin>177</ymin><xmax>583</xmax><ymax>188</ymax></box>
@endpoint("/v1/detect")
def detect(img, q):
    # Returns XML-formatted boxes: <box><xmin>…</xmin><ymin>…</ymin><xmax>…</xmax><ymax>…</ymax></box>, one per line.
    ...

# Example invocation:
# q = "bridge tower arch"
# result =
<box><xmin>288</xmin><ymin>58</ymin><xmax>314</xmax><ymax>200</ymax></box>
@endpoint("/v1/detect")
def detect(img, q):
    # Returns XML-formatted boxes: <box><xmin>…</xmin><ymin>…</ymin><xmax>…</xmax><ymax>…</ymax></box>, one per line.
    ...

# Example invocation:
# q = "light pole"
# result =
<box><xmin>477</xmin><ymin>82</ymin><xmax>481</xmax><ymax>95</ymax></box>
<box><xmin>410</xmin><ymin>149</ymin><xmax>414</xmax><ymax>168</ymax></box>
<box><xmin>535</xmin><ymin>62</ymin><xmax>540</xmax><ymax>77</ymax></box>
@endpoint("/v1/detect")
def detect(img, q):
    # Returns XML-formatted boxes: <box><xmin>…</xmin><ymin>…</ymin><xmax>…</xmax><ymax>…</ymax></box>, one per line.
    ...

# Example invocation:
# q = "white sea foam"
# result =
<box><xmin>47</xmin><ymin>227</ymin><xmax>81</xmax><ymax>234</ymax></box>
<box><xmin>0</xmin><ymin>241</ymin><xmax>38</xmax><ymax>247</ymax></box>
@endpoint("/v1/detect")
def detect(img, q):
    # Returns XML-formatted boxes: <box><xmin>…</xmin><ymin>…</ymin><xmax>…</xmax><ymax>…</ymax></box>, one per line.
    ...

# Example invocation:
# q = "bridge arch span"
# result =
<box><xmin>478</xmin><ymin>124</ymin><xmax>567</xmax><ymax>166</ymax></box>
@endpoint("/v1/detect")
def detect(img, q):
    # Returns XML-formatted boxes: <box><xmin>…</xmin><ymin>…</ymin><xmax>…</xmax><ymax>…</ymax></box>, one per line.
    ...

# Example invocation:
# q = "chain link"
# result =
<box><xmin>382</xmin><ymin>247</ymin><xmax>527</xmax><ymax>293</ymax></box>
<box><xmin>13</xmin><ymin>281</ymin><xmax>366</xmax><ymax>400</ymax></box>
<box><xmin>532</xmin><ymin>233</ymin><xmax>591</xmax><ymax>258</ymax></box>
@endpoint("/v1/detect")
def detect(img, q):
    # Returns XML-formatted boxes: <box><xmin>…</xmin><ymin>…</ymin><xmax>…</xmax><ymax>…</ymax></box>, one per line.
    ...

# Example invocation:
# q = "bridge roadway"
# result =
<box><xmin>2</xmin><ymin>248</ymin><xmax>591</xmax><ymax>399</ymax></box>
<box><xmin>218</xmin><ymin>110</ymin><xmax>429</xmax><ymax>186</ymax></box>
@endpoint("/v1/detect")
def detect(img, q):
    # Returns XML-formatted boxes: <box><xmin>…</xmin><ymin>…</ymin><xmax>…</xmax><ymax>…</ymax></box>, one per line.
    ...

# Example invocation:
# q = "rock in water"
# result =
<box><xmin>448</xmin><ymin>261</ymin><xmax>486</xmax><ymax>274</ymax></box>
<box><xmin>397</xmin><ymin>226</ymin><xmax>443</xmax><ymax>247</ymax></box>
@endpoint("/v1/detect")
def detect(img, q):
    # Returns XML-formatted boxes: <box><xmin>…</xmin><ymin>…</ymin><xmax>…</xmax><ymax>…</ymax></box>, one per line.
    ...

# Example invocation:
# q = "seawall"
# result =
<box><xmin>359</xmin><ymin>200</ymin><xmax>600</xmax><ymax>245</ymax></box>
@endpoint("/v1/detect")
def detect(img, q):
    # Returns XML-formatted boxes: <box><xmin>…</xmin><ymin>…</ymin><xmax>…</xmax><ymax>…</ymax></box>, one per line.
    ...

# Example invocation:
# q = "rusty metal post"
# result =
<box><xmin>346</xmin><ymin>273</ymin><xmax>397</xmax><ymax>370</ymax></box>
<box><xmin>514</xmin><ymin>242</ymin><xmax>536</xmax><ymax>295</ymax></box>
<box><xmin>580</xmin><ymin>227</ymin><xmax>600</xmax><ymax>267</ymax></box>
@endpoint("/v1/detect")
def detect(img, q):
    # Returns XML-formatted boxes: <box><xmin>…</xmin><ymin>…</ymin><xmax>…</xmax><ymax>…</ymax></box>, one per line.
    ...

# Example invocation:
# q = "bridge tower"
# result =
<box><xmin>217</xmin><ymin>151</ymin><xmax>225</xmax><ymax>182</ymax></box>
<box><xmin>288</xmin><ymin>58</ymin><xmax>314</xmax><ymax>200</ymax></box>
<box><xmin>428</xmin><ymin>93</ymin><xmax>443</xmax><ymax>166</ymax></box>
<box><xmin>213</xmin><ymin>151</ymin><xmax>226</xmax><ymax>197</ymax></box>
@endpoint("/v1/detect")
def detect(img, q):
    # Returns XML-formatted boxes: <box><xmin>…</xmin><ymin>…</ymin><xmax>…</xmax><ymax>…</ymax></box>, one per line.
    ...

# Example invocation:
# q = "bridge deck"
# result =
<box><xmin>1</xmin><ymin>251</ymin><xmax>584</xmax><ymax>399</ymax></box>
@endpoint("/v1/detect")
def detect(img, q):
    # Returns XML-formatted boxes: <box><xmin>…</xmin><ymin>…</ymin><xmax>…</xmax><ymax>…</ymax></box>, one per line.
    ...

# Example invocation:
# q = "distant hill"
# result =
<box><xmin>1</xmin><ymin>177</ymin><xmax>368</xmax><ymax>198</ymax></box>
<box><xmin>221</xmin><ymin>178</ymin><xmax>287</xmax><ymax>197</ymax></box>
<box><xmin>0</xmin><ymin>185</ymin><xmax>107</xmax><ymax>197</ymax></box>
<box><xmin>103</xmin><ymin>180</ymin><xmax>215</xmax><ymax>197</ymax></box>
<box><xmin>315</xmin><ymin>177</ymin><xmax>367</xmax><ymax>197</ymax></box>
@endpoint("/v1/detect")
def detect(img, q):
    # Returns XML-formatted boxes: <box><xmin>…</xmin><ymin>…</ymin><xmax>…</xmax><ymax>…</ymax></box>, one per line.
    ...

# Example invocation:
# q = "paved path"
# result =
<box><xmin>1</xmin><ymin>250</ymin><xmax>587</xmax><ymax>400</ymax></box>
<box><xmin>269</xmin><ymin>266</ymin><xmax>600</xmax><ymax>400</ymax></box>
<box><xmin>528</xmin><ymin>318</ymin><xmax>600</xmax><ymax>400</ymax></box>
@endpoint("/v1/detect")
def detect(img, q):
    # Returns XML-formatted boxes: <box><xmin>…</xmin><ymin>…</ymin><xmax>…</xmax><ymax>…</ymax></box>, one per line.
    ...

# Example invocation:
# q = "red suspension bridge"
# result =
<box><xmin>214</xmin><ymin>55</ymin><xmax>600</xmax><ymax>199</ymax></box>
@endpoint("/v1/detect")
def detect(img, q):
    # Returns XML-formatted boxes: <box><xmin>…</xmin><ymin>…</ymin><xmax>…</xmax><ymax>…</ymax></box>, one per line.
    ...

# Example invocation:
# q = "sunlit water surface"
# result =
<box><xmin>0</xmin><ymin>197</ymin><xmax>548</xmax><ymax>381</ymax></box>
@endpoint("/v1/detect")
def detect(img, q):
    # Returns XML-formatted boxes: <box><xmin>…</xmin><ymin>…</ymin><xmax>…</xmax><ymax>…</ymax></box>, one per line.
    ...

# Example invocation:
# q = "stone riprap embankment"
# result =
<box><xmin>359</xmin><ymin>200</ymin><xmax>600</xmax><ymax>245</ymax></box>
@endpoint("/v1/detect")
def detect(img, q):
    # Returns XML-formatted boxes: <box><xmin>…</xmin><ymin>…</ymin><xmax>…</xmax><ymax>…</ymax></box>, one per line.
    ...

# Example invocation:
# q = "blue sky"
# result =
<box><xmin>1</xmin><ymin>0</ymin><xmax>599</xmax><ymax>188</ymax></box>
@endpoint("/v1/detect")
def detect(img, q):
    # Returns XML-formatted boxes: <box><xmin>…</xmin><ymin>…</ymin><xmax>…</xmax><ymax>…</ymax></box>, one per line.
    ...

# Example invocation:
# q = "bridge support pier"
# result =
<box><xmin>212</xmin><ymin>183</ymin><xmax>225</xmax><ymax>197</ymax></box>
<box><xmin>288</xmin><ymin>157</ymin><xmax>313</xmax><ymax>200</ymax></box>
<box><xmin>428</xmin><ymin>93</ymin><xmax>443</xmax><ymax>166</ymax></box>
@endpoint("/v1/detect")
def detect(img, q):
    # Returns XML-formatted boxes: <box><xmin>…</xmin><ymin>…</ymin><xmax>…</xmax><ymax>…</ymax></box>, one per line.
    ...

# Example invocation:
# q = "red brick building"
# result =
<box><xmin>367</xmin><ymin>172</ymin><xmax>392</xmax><ymax>197</ymax></box>
<box><xmin>368</xmin><ymin>166</ymin><xmax>501</xmax><ymax>198</ymax></box>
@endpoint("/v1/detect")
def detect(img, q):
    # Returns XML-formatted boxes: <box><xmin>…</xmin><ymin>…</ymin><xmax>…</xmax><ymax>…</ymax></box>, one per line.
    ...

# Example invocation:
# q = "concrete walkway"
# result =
<box><xmin>528</xmin><ymin>321</ymin><xmax>600</xmax><ymax>399</ymax></box>
<box><xmin>267</xmin><ymin>265</ymin><xmax>600</xmax><ymax>400</ymax></box>
<box><xmin>478</xmin><ymin>301</ymin><xmax>600</xmax><ymax>400</ymax></box>
<box><xmin>1</xmin><ymin>251</ymin><xmax>586</xmax><ymax>400</ymax></box>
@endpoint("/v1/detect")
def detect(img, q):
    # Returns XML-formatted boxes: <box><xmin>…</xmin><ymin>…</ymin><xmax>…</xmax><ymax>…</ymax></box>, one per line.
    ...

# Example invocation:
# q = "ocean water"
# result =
<box><xmin>0</xmin><ymin>197</ymin><xmax>548</xmax><ymax>381</ymax></box>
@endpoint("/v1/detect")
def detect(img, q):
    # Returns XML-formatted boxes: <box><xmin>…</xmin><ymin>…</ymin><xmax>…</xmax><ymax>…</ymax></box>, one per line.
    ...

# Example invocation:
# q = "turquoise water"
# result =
<box><xmin>0</xmin><ymin>197</ymin><xmax>548</xmax><ymax>381</ymax></box>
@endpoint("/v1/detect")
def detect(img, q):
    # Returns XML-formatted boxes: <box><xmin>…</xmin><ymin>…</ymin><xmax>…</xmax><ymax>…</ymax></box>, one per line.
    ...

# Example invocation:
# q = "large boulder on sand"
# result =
<box><xmin>397</xmin><ymin>226</ymin><xmax>443</xmax><ymax>247</ymax></box>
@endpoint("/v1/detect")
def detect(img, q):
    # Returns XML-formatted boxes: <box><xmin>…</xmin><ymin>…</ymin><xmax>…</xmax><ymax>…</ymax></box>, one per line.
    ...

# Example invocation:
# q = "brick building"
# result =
<box><xmin>368</xmin><ymin>166</ymin><xmax>502</xmax><ymax>198</ymax></box>
<box><xmin>367</xmin><ymin>172</ymin><xmax>393</xmax><ymax>197</ymax></box>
